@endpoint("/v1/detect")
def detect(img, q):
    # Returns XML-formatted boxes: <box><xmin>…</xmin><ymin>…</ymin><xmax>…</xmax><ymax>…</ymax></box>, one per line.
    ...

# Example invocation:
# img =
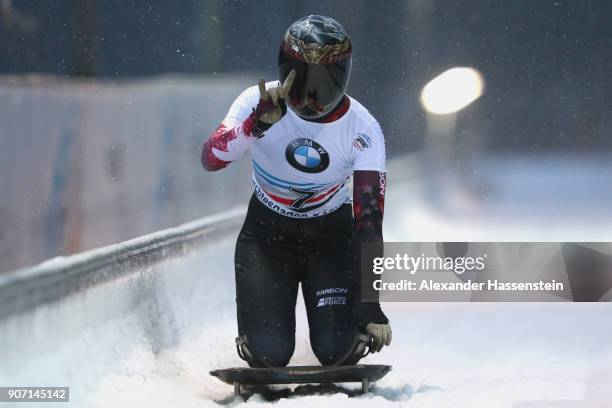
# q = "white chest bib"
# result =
<box><xmin>222</xmin><ymin>83</ymin><xmax>386</xmax><ymax>218</ymax></box>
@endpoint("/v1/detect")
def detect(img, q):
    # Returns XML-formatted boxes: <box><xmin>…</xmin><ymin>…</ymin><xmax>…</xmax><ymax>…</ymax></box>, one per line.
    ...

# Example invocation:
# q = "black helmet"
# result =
<box><xmin>278</xmin><ymin>15</ymin><xmax>352</xmax><ymax>119</ymax></box>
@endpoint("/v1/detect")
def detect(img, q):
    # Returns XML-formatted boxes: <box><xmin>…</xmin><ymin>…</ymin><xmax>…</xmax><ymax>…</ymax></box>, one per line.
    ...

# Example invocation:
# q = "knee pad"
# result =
<box><xmin>311</xmin><ymin>331</ymin><xmax>372</xmax><ymax>366</ymax></box>
<box><xmin>236</xmin><ymin>334</ymin><xmax>294</xmax><ymax>367</ymax></box>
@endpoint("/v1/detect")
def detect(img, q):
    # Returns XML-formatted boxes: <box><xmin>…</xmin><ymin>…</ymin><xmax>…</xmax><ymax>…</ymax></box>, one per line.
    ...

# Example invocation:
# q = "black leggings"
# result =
<box><xmin>234</xmin><ymin>195</ymin><xmax>361</xmax><ymax>366</ymax></box>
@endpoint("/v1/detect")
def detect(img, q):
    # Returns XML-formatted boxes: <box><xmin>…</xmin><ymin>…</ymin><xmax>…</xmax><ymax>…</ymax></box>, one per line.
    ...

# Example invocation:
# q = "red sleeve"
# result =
<box><xmin>201</xmin><ymin>97</ymin><xmax>275</xmax><ymax>172</ymax></box>
<box><xmin>353</xmin><ymin>170</ymin><xmax>386</xmax><ymax>242</ymax></box>
<box><xmin>201</xmin><ymin>124</ymin><xmax>233</xmax><ymax>171</ymax></box>
<box><xmin>353</xmin><ymin>170</ymin><xmax>389</xmax><ymax>327</ymax></box>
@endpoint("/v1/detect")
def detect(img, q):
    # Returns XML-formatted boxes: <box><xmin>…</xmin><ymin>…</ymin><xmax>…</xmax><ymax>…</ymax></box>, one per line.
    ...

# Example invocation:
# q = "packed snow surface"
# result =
<box><xmin>3</xmin><ymin>239</ymin><xmax>610</xmax><ymax>408</ymax></box>
<box><xmin>2</xmin><ymin>155</ymin><xmax>612</xmax><ymax>407</ymax></box>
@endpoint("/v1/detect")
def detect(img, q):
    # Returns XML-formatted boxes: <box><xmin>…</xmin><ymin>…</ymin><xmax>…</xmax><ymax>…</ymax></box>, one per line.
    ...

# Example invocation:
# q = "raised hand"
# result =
<box><xmin>256</xmin><ymin>69</ymin><xmax>295</xmax><ymax>124</ymax></box>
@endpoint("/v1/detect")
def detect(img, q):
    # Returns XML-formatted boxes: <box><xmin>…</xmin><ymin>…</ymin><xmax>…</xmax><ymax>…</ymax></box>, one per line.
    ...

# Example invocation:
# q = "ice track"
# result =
<box><xmin>3</xmin><ymin>239</ymin><xmax>611</xmax><ymax>407</ymax></box>
<box><xmin>2</xmin><ymin>155</ymin><xmax>612</xmax><ymax>407</ymax></box>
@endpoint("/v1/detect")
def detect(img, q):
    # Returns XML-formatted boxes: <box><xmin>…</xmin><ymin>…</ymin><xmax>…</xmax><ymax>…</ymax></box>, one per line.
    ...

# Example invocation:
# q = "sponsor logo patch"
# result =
<box><xmin>285</xmin><ymin>138</ymin><xmax>330</xmax><ymax>173</ymax></box>
<box><xmin>315</xmin><ymin>287</ymin><xmax>348</xmax><ymax>307</ymax></box>
<box><xmin>317</xmin><ymin>296</ymin><xmax>347</xmax><ymax>307</ymax></box>
<box><xmin>353</xmin><ymin>133</ymin><xmax>372</xmax><ymax>151</ymax></box>
<box><xmin>316</xmin><ymin>287</ymin><xmax>348</xmax><ymax>297</ymax></box>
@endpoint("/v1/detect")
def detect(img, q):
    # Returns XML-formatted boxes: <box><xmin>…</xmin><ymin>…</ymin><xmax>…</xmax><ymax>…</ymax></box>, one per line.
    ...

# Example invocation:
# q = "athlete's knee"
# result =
<box><xmin>310</xmin><ymin>329</ymin><xmax>363</xmax><ymax>366</ymax></box>
<box><xmin>236</xmin><ymin>334</ymin><xmax>294</xmax><ymax>367</ymax></box>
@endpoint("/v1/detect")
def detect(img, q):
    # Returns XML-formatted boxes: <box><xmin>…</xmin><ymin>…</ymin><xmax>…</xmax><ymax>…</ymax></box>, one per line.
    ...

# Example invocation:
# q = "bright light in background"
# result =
<box><xmin>420</xmin><ymin>67</ymin><xmax>484</xmax><ymax>114</ymax></box>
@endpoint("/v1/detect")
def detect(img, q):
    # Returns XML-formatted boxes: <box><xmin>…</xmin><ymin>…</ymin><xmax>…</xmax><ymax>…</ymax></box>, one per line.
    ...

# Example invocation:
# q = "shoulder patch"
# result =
<box><xmin>353</xmin><ymin>133</ymin><xmax>372</xmax><ymax>151</ymax></box>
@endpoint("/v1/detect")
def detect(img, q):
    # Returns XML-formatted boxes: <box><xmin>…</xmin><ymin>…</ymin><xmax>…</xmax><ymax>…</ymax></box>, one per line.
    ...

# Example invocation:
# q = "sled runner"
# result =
<box><xmin>210</xmin><ymin>364</ymin><xmax>391</xmax><ymax>397</ymax></box>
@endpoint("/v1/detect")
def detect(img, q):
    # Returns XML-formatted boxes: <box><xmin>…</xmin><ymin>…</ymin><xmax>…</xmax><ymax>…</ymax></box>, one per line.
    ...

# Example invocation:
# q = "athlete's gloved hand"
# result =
<box><xmin>366</xmin><ymin>322</ymin><xmax>392</xmax><ymax>353</ymax></box>
<box><xmin>254</xmin><ymin>69</ymin><xmax>295</xmax><ymax>125</ymax></box>
<box><xmin>358</xmin><ymin>303</ymin><xmax>391</xmax><ymax>352</ymax></box>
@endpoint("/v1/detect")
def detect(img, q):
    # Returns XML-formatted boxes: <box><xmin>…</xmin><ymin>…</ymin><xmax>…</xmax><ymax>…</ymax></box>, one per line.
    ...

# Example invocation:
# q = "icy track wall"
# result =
<box><xmin>0</xmin><ymin>75</ymin><xmax>256</xmax><ymax>273</ymax></box>
<box><xmin>0</xmin><ymin>208</ymin><xmax>245</xmax><ymax>407</ymax></box>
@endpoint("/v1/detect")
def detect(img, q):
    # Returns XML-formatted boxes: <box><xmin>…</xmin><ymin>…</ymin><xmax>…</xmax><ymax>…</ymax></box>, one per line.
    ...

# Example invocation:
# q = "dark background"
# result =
<box><xmin>2</xmin><ymin>0</ymin><xmax>610</xmax><ymax>154</ymax></box>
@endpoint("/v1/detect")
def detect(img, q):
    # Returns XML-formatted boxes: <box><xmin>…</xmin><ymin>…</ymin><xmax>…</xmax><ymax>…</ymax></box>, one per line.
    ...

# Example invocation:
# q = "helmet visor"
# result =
<box><xmin>278</xmin><ymin>51</ymin><xmax>352</xmax><ymax>119</ymax></box>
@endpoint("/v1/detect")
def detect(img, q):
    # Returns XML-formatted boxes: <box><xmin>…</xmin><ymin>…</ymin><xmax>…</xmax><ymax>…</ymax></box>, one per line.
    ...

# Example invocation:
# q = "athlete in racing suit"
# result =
<box><xmin>201</xmin><ymin>15</ymin><xmax>391</xmax><ymax>367</ymax></box>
